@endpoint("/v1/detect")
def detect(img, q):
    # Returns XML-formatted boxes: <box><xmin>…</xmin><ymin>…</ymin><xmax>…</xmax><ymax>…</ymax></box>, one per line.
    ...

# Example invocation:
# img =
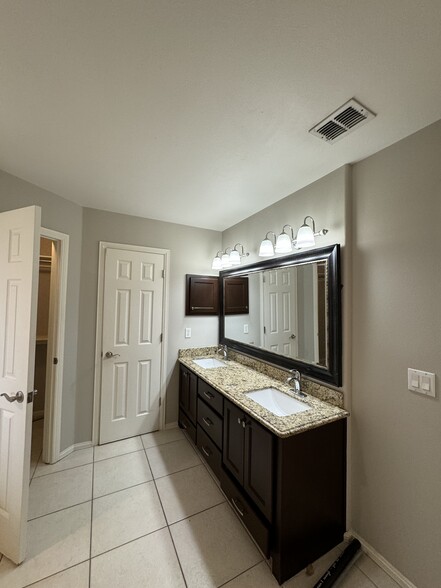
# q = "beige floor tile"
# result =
<box><xmin>141</xmin><ymin>427</ymin><xmax>184</xmax><ymax>449</ymax></box>
<box><xmin>222</xmin><ymin>561</ymin><xmax>279</xmax><ymax>587</ymax></box>
<box><xmin>356</xmin><ymin>554</ymin><xmax>400</xmax><ymax>588</ymax></box>
<box><xmin>94</xmin><ymin>436</ymin><xmax>143</xmax><ymax>461</ymax></box>
<box><xmin>170</xmin><ymin>502</ymin><xmax>262</xmax><ymax>587</ymax></box>
<box><xmin>0</xmin><ymin>502</ymin><xmax>91</xmax><ymax>588</ymax></box>
<box><xmin>91</xmin><ymin>481</ymin><xmax>166</xmax><ymax>556</ymax></box>
<box><xmin>24</xmin><ymin>561</ymin><xmax>90</xmax><ymax>587</ymax></box>
<box><xmin>337</xmin><ymin>564</ymin><xmax>376</xmax><ymax>587</ymax></box>
<box><xmin>90</xmin><ymin>527</ymin><xmax>185</xmax><ymax>588</ymax></box>
<box><xmin>146</xmin><ymin>438</ymin><xmax>201</xmax><ymax>479</ymax></box>
<box><xmin>93</xmin><ymin>450</ymin><xmax>152</xmax><ymax>498</ymax></box>
<box><xmin>34</xmin><ymin>447</ymin><xmax>93</xmax><ymax>477</ymax></box>
<box><xmin>156</xmin><ymin>464</ymin><xmax>224</xmax><ymax>524</ymax></box>
<box><xmin>28</xmin><ymin>464</ymin><xmax>92</xmax><ymax>519</ymax></box>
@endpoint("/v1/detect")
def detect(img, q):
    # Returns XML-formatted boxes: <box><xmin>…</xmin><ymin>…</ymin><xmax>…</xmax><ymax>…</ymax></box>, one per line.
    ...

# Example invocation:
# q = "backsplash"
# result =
<box><xmin>178</xmin><ymin>346</ymin><xmax>344</xmax><ymax>409</ymax></box>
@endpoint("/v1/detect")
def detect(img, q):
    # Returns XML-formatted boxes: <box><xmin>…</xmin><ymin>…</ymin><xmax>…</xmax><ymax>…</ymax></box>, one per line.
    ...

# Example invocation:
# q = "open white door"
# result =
<box><xmin>0</xmin><ymin>206</ymin><xmax>40</xmax><ymax>563</ymax></box>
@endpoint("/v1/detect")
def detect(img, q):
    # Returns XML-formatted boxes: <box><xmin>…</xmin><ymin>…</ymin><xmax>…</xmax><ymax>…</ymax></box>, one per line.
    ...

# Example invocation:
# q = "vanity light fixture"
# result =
<box><xmin>258</xmin><ymin>232</ymin><xmax>277</xmax><ymax>257</ymax></box>
<box><xmin>259</xmin><ymin>216</ymin><xmax>328</xmax><ymax>256</ymax></box>
<box><xmin>295</xmin><ymin>216</ymin><xmax>329</xmax><ymax>248</ymax></box>
<box><xmin>211</xmin><ymin>251</ymin><xmax>223</xmax><ymax>270</ymax></box>
<box><xmin>275</xmin><ymin>225</ymin><xmax>295</xmax><ymax>254</ymax></box>
<box><xmin>212</xmin><ymin>244</ymin><xmax>249</xmax><ymax>269</ymax></box>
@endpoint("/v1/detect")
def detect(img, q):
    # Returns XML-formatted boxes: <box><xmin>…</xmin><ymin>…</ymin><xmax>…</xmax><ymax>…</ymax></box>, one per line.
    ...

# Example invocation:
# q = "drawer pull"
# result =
<box><xmin>203</xmin><ymin>390</ymin><xmax>214</xmax><ymax>400</ymax></box>
<box><xmin>202</xmin><ymin>416</ymin><xmax>213</xmax><ymax>427</ymax></box>
<box><xmin>231</xmin><ymin>497</ymin><xmax>244</xmax><ymax>517</ymax></box>
<box><xmin>201</xmin><ymin>445</ymin><xmax>212</xmax><ymax>457</ymax></box>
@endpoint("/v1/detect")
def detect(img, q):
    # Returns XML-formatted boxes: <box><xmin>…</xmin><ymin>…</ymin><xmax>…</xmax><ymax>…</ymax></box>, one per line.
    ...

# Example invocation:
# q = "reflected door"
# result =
<box><xmin>99</xmin><ymin>248</ymin><xmax>164</xmax><ymax>444</ymax></box>
<box><xmin>262</xmin><ymin>268</ymin><xmax>298</xmax><ymax>358</ymax></box>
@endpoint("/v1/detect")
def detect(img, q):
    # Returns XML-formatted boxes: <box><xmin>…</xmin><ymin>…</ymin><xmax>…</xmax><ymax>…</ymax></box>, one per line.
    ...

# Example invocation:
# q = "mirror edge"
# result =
<box><xmin>219</xmin><ymin>244</ymin><xmax>342</xmax><ymax>387</ymax></box>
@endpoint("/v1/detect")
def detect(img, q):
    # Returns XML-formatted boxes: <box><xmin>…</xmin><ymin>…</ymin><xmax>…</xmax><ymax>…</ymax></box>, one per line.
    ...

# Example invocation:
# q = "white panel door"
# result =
<box><xmin>0</xmin><ymin>206</ymin><xmax>40</xmax><ymax>563</ymax></box>
<box><xmin>99</xmin><ymin>248</ymin><xmax>164</xmax><ymax>444</ymax></box>
<box><xmin>263</xmin><ymin>267</ymin><xmax>298</xmax><ymax>358</ymax></box>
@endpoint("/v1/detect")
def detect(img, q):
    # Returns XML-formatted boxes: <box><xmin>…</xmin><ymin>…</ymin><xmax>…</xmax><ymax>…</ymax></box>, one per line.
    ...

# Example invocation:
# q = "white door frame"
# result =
<box><xmin>92</xmin><ymin>241</ymin><xmax>170</xmax><ymax>446</ymax></box>
<box><xmin>40</xmin><ymin>228</ymin><xmax>69</xmax><ymax>464</ymax></box>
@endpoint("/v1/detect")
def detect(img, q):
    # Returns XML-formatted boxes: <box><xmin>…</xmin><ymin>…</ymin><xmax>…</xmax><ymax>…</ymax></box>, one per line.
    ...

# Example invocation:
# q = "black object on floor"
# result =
<box><xmin>313</xmin><ymin>539</ymin><xmax>361</xmax><ymax>588</ymax></box>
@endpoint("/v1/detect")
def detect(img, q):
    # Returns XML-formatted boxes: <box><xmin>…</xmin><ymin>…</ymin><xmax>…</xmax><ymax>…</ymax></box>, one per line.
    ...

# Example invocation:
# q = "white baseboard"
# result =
<box><xmin>345</xmin><ymin>531</ymin><xmax>417</xmax><ymax>588</ymax></box>
<box><xmin>165</xmin><ymin>421</ymin><xmax>178</xmax><ymax>430</ymax></box>
<box><xmin>57</xmin><ymin>441</ymin><xmax>94</xmax><ymax>462</ymax></box>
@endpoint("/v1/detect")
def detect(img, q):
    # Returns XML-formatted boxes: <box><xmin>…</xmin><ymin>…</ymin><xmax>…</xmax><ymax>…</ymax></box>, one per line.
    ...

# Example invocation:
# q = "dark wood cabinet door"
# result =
<box><xmin>185</xmin><ymin>275</ymin><xmax>219</xmax><ymax>315</ymax></box>
<box><xmin>179</xmin><ymin>366</ymin><xmax>189</xmax><ymax>413</ymax></box>
<box><xmin>244</xmin><ymin>417</ymin><xmax>274</xmax><ymax>522</ymax></box>
<box><xmin>222</xmin><ymin>399</ymin><xmax>245</xmax><ymax>485</ymax></box>
<box><xmin>188</xmin><ymin>370</ymin><xmax>198</xmax><ymax>424</ymax></box>
<box><xmin>224</xmin><ymin>276</ymin><xmax>249</xmax><ymax>314</ymax></box>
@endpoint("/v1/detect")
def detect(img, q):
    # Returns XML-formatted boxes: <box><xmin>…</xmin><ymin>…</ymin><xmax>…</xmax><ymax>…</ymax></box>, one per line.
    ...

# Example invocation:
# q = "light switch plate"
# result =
<box><xmin>243</xmin><ymin>324</ymin><xmax>249</xmax><ymax>334</ymax></box>
<box><xmin>408</xmin><ymin>368</ymin><xmax>436</xmax><ymax>397</ymax></box>
<box><xmin>185</xmin><ymin>327</ymin><xmax>191</xmax><ymax>338</ymax></box>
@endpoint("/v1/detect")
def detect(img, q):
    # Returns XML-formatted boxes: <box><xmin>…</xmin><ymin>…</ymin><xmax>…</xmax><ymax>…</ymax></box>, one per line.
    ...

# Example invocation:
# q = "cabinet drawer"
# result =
<box><xmin>197</xmin><ymin>425</ymin><xmax>222</xmax><ymax>480</ymax></box>
<box><xmin>220</xmin><ymin>469</ymin><xmax>270</xmax><ymax>557</ymax></box>
<box><xmin>198</xmin><ymin>379</ymin><xmax>223</xmax><ymax>415</ymax></box>
<box><xmin>179</xmin><ymin>409</ymin><xmax>196</xmax><ymax>445</ymax></box>
<box><xmin>197</xmin><ymin>398</ymin><xmax>222</xmax><ymax>449</ymax></box>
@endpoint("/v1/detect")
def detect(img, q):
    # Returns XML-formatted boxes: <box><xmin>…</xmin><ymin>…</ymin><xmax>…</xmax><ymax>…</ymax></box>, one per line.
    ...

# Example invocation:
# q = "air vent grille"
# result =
<box><xmin>310</xmin><ymin>99</ymin><xmax>375</xmax><ymax>144</ymax></box>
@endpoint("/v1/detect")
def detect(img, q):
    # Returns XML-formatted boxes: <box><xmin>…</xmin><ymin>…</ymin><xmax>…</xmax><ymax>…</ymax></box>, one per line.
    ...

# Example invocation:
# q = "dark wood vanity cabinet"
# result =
<box><xmin>178</xmin><ymin>363</ymin><xmax>347</xmax><ymax>585</ymax></box>
<box><xmin>178</xmin><ymin>365</ymin><xmax>197</xmax><ymax>442</ymax></box>
<box><xmin>223</xmin><ymin>399</ymin><xmax>273</xmax><ymax>522</ymax></box>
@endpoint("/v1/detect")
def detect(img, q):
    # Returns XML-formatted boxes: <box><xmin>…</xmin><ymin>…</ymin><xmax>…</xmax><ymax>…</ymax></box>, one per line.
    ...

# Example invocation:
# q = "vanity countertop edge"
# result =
<box><xmin>178</xmin><ymin>353</ymin><xmax>349</xmax><ymax>438</ymax></box>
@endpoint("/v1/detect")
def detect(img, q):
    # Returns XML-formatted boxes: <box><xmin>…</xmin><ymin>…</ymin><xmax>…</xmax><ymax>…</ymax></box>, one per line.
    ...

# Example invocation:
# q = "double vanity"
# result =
<box><xmin>178</xmin><ymin>349</ymin><xmax>348</xmax><ymax>584</ymax></box>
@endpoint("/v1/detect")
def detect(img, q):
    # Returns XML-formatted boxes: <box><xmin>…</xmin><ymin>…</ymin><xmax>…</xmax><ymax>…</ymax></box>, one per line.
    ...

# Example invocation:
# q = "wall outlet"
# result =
<box><xmin>185</xmin><ymin>327</ymin><xmax>191</xmax><ymax>338</ymax></box>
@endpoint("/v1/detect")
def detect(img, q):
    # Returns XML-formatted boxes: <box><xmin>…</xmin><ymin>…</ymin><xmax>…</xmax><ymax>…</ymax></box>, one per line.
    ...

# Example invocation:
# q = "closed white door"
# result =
<box><xmin>99</xmin><ymin>247</ymin><xmax>165</xmax><ymax>444</ymax></box>
<box><xmin>263</xmin><ymin>267</ymin><xmax>298</xmax><ymax>358</ymax></box>
<box><xmin>0</xmin><ymin>206</ymin><xmax>40</xmax><ymax>563</ymax></box>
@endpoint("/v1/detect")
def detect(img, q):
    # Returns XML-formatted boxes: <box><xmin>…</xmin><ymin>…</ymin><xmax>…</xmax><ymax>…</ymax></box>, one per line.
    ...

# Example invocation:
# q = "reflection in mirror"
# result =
<box><xmin>224</xmin><ymin>261</ymin><xmax>328</xmax><ymax>366</ymax></box>
<box><xmin>220</xmin><ymin>245</ymin><xmax>341</xmax><ymax>386</ymax></box>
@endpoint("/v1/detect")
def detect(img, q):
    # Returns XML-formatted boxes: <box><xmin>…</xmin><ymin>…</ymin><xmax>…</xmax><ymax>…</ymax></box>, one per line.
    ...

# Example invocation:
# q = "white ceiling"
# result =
<box><xmin>1</xmin><ymin>1</ymin><xmax>441</xmax><ymax>231</ymax></box>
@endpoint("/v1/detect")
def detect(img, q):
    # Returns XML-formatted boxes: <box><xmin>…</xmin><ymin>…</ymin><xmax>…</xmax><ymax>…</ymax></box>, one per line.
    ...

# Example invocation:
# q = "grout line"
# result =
<box><xmin>90</xmin><ymin>524</ymin><xmax>168</xmax><ymax>561</ymax></box>
<box><xmin>167</xmin><ymin>500</ymin><xmax>227</xmax><ymax>527</ymax></box>
<box><xmin>167</xmin><ymin>527</ymin><xmax>188</xmax><ymax>588</ymax></box>
<box><xmin>22</xmin><ymin>559</ymin><xmax>90</xmax><ymax>587</ymax></box>
<box><xmin>27</xmin><ymin>498</ymin><xmax>92</xmax><ymax>522</ymax></box>
<box><xmin>217</xmin><ymin>560</ymin><xmax>264</xmax><ymax>587</ymax></box>
<box><xmin>93</xmin><ymin>447</ymin><xmax>145</xmax><ymax>464</ymax></box>
<box><xmin>354</xmin><ymin>564</ymin><xmax>384</xmax><ymax>588</ymax></box>
<box><xmin>93</xmin><ymin>479</ymin><xmax>155</xmax><ymax>501</ymax></box>
<box><xmin>33</xmin><ymin>459</ymin><xmax>93</xmax><ymax>479</ymax></box>
<box><xmin>151</xmin><ymin>461</ymin><xmax>204</xmax><ymax>481</ymax></box>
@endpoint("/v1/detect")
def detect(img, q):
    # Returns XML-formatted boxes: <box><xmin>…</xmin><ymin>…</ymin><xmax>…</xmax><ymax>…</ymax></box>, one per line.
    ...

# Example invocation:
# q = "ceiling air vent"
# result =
<box><xmin>309</xmin><ymin>98</ymin><xmax>375</xmax><ymax>144</ymax></box>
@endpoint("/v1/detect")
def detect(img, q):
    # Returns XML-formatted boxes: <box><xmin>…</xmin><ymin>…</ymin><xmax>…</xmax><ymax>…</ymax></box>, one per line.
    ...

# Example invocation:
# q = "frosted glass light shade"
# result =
<box><xmin>259</xmin><ymin>238</ymin><xmax>274</xmax><ymax>257</ymax></box>
<box><xmin>229</xmin><ymin>249</ymin><xmax>241</xmax><ymax>265</ymax></box>
<box><xmin>296</xmin><ymin>224</ymin><xmax>315</xmax><ymax>247</ymax></box>
<box><xmin>274</xmin><ymin>232</ymin><xmax>293</xmax><ymax>253</ymax></box>
<box><xmin>212</xmin><ymin>256</ymin><xmax>222</xmax><ymax>270</ymax></box>
<box><xmin>221</xmin><ymin>253</ymin><xmax>232</xmax><ymax>268</ymax></box>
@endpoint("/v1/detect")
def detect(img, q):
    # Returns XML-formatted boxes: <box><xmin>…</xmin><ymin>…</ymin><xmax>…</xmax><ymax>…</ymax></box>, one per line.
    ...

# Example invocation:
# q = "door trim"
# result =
<box><xmin>92</xmin><ymin>241</ymin><xmax>170</xmax><ymax>446</ymax></box>
<box><xmin>40</xmin><ymin>227</ymin><xmax>69</xmax><ymax>464</ymax></box>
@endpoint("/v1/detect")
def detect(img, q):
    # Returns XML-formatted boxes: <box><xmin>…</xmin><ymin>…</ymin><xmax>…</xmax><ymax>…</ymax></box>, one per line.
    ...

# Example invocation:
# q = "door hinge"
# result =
<box><xmin>53</xmin><ymin>357</ymin><xmax>59</xmax><ymax>365</ymax></box>
<box><xmin>162</xmin><ymin>269</ymin><xmax>165</xmax><ymax>278</ymax></box>
<box><xmin>160</xmin><ymin>333</ymin><xmax>163</xmax><ymax>343</ymax></box>
<box><xmin>263</xmin><ymin>326</ymin><xmax>266</xmax><ymax>334</ymax></box>
<box><xmin>159</xmin><ymin>397</ymin><xmax>162</xmax><ymax>407</ymax></box>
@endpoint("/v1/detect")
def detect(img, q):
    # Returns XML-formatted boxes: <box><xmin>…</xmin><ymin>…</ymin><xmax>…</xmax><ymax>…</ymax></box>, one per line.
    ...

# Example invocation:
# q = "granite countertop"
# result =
<box><xmin>178</xmin><ymin>353</ymin><xmax>349</xmax><ymax>438</ymax></box>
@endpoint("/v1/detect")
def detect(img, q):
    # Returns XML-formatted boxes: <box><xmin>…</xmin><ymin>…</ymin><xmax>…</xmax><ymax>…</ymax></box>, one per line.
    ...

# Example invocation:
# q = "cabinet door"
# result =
<box><xmin>185</xmin><ymin>275</ymin><xmax>219</xmax><ymax>315</ymax></box>
<box><xmin>224</xmin><ymin>277</ymin><xmax>249</xmax><ymax>314</ymax></box>
<box><xmin>223</xmin><ymin>399</ymin><xmax>245</xmax><ymax>485</ymax></box>
<box><xmin>188</xmin><ymin>370</ymin><xmax>197</xmax><ymax>424</ymax></box>
<box><xmin>179</xmin><ymin>366</ymin><xmax>189</xmax><ymax>412</ymax></box>
<box><xmin>244</xmin><ymin>417</ymin><xmax>274</xmax><ymax>521</ymax></box>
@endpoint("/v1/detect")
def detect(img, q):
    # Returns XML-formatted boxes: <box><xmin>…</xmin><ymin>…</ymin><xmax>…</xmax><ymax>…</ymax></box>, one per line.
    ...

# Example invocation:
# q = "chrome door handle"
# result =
<box><xmin>105</xmin><ymin>351</ymin><xmax>121</xmax><ymax>358</ymax></box>
<box><xmin>1</xmin><ymin>391</ymin><xmax>24</xmax><ymax>403</ymax></box>
<box><xmin>290</xmin><ymin>334</ymin><xmax>296</xmax><ymax>339</ymax></box>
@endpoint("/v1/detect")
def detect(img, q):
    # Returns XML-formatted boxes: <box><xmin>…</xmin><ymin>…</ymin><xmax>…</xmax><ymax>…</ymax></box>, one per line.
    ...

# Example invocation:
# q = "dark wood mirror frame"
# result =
<box><xmin>219</xmin><ymin>244</ymin><xmax>342</xmax><ymax>386</ymax></box>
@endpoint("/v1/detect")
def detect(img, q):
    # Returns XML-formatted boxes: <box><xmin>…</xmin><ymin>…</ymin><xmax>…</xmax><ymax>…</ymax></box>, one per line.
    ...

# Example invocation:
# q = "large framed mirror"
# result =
<box><xmin>219</xmin><ymin>244</ymin><xmax>342</xmax><ymax>386</ymax></box>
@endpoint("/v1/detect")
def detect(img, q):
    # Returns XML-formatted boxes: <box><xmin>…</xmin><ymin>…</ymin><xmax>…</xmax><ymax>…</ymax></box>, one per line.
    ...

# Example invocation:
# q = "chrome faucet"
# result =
<box><xmin>286</xmin><ymin>369</ymin><xmax>307</xmax><ymax>398</ymax></box>
<box><xmin>217</xmin><ymin>344</ymin><xmax>228</xmax><ymax>360</ymax></box>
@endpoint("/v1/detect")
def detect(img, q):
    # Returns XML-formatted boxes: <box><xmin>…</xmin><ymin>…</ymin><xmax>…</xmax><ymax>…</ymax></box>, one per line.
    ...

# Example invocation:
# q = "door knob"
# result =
<box><xmin>290</xmin><ymin>334</ymin><xmax>296</xmax><ymax>339</ymax></box>
<box><xmin>1</xmin><ymin>391</ymin><xmax>25</xmax><ymax>403</ymax></box>
<box><xmin>105</xmin><ymin>351</ymin><xmax>121</xmax><ymax>359</ymax></box>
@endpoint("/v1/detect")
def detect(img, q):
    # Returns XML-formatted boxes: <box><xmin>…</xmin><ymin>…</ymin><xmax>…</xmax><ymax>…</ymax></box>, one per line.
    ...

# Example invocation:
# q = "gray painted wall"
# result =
<box><xmin>0</xmin><ymin>170</ymin><xmax>83</xmax><ymax>450</ymax></box>
<box><xmin>76</xmin><ymin>207</ymin><xmax>221</xmax><ymax>441</ymax></box>
<box><xmin>351</xmin><ymin>120</ymin><xmax>441</xmax><ymax>587</ymax></box>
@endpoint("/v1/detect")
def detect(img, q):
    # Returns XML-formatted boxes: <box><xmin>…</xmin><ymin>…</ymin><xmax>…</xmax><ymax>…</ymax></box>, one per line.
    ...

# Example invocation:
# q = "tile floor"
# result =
<box><xmin>0</xmin><ymin>421</ymin><xmax>401</xmax><ymax>588</ymax></box>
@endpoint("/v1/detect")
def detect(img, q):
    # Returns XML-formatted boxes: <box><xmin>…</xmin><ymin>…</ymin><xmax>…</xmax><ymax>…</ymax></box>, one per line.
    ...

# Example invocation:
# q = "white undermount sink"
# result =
<box><xmin>245</xmin><ymin>388</ymin><xmax>311</xmax><ymax>417</ymax></box>
<box><xmin>192</xmin><ymin>357</ymin><xmax>227</xmax><ymax>369</ymax></box>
